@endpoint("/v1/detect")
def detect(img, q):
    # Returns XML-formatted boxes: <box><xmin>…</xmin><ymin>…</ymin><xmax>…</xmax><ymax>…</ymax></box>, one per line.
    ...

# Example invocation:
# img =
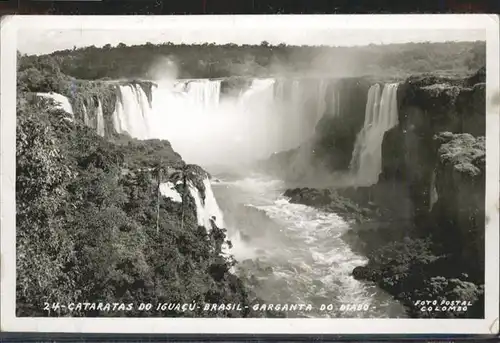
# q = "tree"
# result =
<box><xmin>16</xmin><ymin>99</ymin><xmax>74</xmax><ymax>315</ymax></box>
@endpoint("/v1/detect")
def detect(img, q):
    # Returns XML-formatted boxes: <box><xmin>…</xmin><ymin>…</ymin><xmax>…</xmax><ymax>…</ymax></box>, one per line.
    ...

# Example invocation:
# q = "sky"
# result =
<box><xmin>15</xmin><ymin>15</ymin><xmax>486</xmax><ymax>55</ymax></box>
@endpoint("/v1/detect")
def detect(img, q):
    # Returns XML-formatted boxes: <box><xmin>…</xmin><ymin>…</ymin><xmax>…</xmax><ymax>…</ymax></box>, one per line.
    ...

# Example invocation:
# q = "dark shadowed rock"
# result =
<box><xmin>184</xmin><ymin>164</ymin><xmax>210</xmax><ymax>201</ymax></box>
<box><xmin>465</xmin><ymin>66</ymin><xmax>486</xmax><ymax>86</ymax></box>
<box><xmin>431</xmin><ymin>132</ymin><xmax>485</xmax><ymax>277</ymax></box>
<box><xmin>278</xmin><ymin>68</ymin><xmax>486</xmax><ymax>319</ymax></box>
<box><xmin>352</xmin><ymin>266</ymin><xmax>374</xmax><ymax>281</ymax></box>
<box><xmin>220</xmin><ymin>76</ymin><xmax>253</xmax><ymax>97</ymax></box>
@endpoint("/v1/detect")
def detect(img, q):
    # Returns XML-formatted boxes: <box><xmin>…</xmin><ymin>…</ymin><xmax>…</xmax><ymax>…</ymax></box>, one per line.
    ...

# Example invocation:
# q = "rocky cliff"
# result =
<box><xmin>281</xmin><ymin>67</ymin><xmax>487</xmax><ymax>318</ymax></box>
<box><xmin>431</xmin><ymin>132</ymin><xmax>486</xmax><ymax>276</ymax></box>
<box><xmin>263</xmin><ymin>77</ymin><xmax>372</xmax><ymax>182</ymax></box>
<box><xmin>381</xmin><ymin>69</ymin><xmax>485</xmax><ymax>224</ymax></box>
<box><xmin>283</xmin><ymin>68</ymin><xmax>486</xmax><ymax>233</ymax></box>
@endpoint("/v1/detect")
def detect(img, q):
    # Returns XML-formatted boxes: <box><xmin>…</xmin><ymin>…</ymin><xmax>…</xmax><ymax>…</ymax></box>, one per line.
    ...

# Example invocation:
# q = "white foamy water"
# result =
<box><xmin>36</xmin><ymin>92</ymin><xmax>74</xmax><ymax>117</ymax></box>
<box><xmin>186</xmin><ymin>79</ymin><xmax>222</xmax><ymax>108</ymax></box>
<box><xmin>187</xmin><ymin>177</ymin><xmax>225</xmax><ymax>231</ymax></box>
<box><xmin>96</xmin><ymin>99</ymin><xmax>105</xmax><ymax>137</ymax></box>
<box><xmin>111</xmin><ymin>78</ymin><xmax>328</xmax><ymax>165</ymax></box>
<box><xmin>350</xmin><ymin>83</ymin><xmax>399</xmax><ymax>186</ymax></box>
<box><xmin>159</xmin><ymin>182</ymin><xmax>182</xmax><ymax>203</ymax></box>
<box><xmin>202</xmin><ymin>178</ymin><xmax>225</xmax><ymax>228</ymax></box>
<box><xmin>113</xmin><ymin>84</ymin><xmax>152</xmax><ymax>139</ymax></box>
<box><xmin>212</xmin><ymin>174</ymin><xmax>406</xmax><ymax>318</ymax></box>
<box><xmin>316</xmin><ymin>79</ymin><xmax>329</xmax><ymax>124</ymax></box>
<box><xmin>82</xmin><ymin>104</ymin><xmax>90</xmax><ymax>126</ymax></box>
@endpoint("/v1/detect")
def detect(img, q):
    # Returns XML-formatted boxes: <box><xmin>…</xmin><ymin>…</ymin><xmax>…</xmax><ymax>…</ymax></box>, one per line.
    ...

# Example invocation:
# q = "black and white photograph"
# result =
<box><xmin>1</xmin><ymin>15</ymin><xmax>498</xmax><ymax>334</ymax></box>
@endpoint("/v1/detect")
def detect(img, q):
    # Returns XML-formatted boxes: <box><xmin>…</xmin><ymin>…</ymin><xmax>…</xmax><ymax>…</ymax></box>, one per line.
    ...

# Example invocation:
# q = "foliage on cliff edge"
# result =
<box><xmin>16</xmin><ymin>95</ymin><xmax>256</xmax><ymax>317</ymax></box>
<box><xmin>351</xmin><ymin>133</ymin><xmax>486</xmax><ymax>318</ymax></box>
<box><xmin>435</xmin><ymin>132</ymin><xmax>485</xmax><ymax>178</ymax></box>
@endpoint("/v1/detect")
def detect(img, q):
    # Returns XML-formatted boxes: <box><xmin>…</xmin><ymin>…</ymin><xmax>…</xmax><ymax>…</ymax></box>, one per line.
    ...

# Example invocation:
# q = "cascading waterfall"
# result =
<box><xmin>96</xmin><ymin>100</ymin><xmax>105</xmax><ymax>137</ymax></box>
<box><xmin>349</xmin><ymin>83</ymin><xmax>399</xmax><ymax>186</ymax></box>
<box><xmin>323</xmin><ymin>84</ymin><xmax>340</xmax><ymax>118</ymax></box>
<box><xmin>36</xmin><ymin>92</ymin><xmax>74</xmax><ymax>117</ymax></box>
<box><xmin>81</xmin><ymin>99</ymin><xmax>106</xmax><ymax>136</ymax></box>
<box><xmin>112</xmin><ymin>77</ymin><xmax>330</xmax><ymax>164</ymax></box>
<box><xmin>316</xmin><ymin>80</ymin><xmax>328</xmax><ymax>123</ymax></box>
<box><xmin>112</xmin><ymin>84</ymin><xmax>152</xmax><ymax>139</ymax></box>
<box><xmin>159</xmin><ymin>175</ymin><xmax>224</xmax><ymax>233</ymax></box>
<box><xmin>334</xmin><ymin>87</ymin><xmax>340</xmax><ymax>117</ymax></box>
<box><xmin>187</xmin><ymin>178</ymin><xmax>225</xmax><ymax>230</ymax></box>
<box><xmin>186</xmin><ymin>79</ymin><xmax>221</xmax><ymax>108</ymax></box>
<box><xmin>238</xmin><ymin>78</ymin><xmax>276</xmax><ymax>107</ymax></box>
<box><xmin>202</xmin><ymin>178</ymin><xmax>225</xmax><ymax>228</ymax></box>
<box><xmin>82</xmin><ymin>104</ymin><xmax>90</xmax><ymax>127</ymax></box>
<box><xmin>291</xmin><ymin>79</ymin><xmax>302</xmax><ymax>110</ymax></box>
<box><xmin>273</xmin><ymin>78</ymin><xmax>285</xmax><ymax>101</ymax></box>
<box><xmin>159</xmin><ymin>182</ymin><xmax>182</xmax><ymax>203</ymax></box>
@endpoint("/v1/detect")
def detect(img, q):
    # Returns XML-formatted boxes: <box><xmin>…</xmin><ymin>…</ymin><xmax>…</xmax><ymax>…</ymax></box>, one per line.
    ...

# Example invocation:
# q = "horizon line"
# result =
<box><xmin>21</xmin><ymin>39</ymin><xmax>486</xmax><ymax>57</ymax></box>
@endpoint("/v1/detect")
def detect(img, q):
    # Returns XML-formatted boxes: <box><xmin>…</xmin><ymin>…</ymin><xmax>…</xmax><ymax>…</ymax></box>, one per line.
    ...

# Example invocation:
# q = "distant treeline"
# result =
<box><xmin>19</xmin><ymin>40</ymin><xmax>486</xmax><ymax>80</ymax></box>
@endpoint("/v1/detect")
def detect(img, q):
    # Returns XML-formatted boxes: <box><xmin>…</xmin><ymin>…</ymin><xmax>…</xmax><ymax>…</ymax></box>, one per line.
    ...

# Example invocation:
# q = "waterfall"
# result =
<box><xmin>273</xmin><ymin>78</ymin><xmax>285</xmax><ymax>101</ymax></box>
<box><xmin>187</xmin><ymin>178</ymin><xmax>225</xmax><ymax>231</ymax></box>
<box><xmin>112</xmin><ymin>84</ymin><xmax>151</xmax><ymax>139</ymax></box>
<box><xmin>112</xmin><ymin>91</ymin><xmax>125</xmax><ymax>133</ymax></box>
<box><xmin>159</xmin><ymin>182</ymin><xmax>182</xmax><ymax>203</ymax></box>
<box><xmin>202</xmin><ymin>177</ymin><xmax>225</xmax><ymax>228</ymax></box>
<box><xmin>82</xmin><ymin>104</ymin><xmax>90</xmax><ymax>127</ymax></box>
<box><xmin>324</xmin><ymin>84</ymin><xmax>341</xmax><ymax>118</ymax></box>
<box><xmin>111</xmin><ymin>77</ymin><xmax>330</xmax><ymax>165</ymax></box>
<box><xmin>316</xmin><ymin>79</ymin><xmax>328</xmax><ymax>123</ymax></box>
<box><xmin>36</xmin><ymin>92</ymin><xmax>74</xmax><ymax>117</ymax></box>
<box><xmin>185</xmin><ymin>79</ymin><xmax>221</xmax><ymax>108</ymax></box>
<box><xmin>96</xmin><ymin>100</ymin><xmax>105</xmax><ymax>137</ymax></box>
<box><xmin>291</xmin><ymin>79</ymin><xmax>302</xmax><ymax>111</ymax></box>
<box><xmin>350</xmin><ymin>83</ymin><xmax>399</xmax><ymax>186</ymax></box>
<box><xmin>238</xmin><ymin>78</ymin><xmax>275</xmax><ymax>107</ymax></box>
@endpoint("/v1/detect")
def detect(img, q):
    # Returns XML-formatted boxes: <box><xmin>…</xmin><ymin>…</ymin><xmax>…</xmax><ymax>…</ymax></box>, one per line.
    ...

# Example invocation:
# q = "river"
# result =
<box><xmin>211</xmin><ymin>171</ymin><xmax>406</xmax><ymax>318</ymax></box>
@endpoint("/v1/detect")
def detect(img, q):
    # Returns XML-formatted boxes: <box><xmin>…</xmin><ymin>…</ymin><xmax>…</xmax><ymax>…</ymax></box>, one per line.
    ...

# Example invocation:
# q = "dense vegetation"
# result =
<box><xmin>19</xmin><ymin>40</ymin><xmax>485</xmax><ymax>80</ymax></box>
<box><xmin>16</xmin><ymin>93</ymin><xmax>266</xmax><ymax>317</ymax></box>
<box><xmin>16</xmin><ymin>40</ymin><xmax>487</xmax><ymax>319</ymax></box>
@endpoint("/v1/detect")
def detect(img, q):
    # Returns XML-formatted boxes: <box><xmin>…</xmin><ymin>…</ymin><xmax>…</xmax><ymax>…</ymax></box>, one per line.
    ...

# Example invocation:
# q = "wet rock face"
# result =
<box><xmin>397</xmin><ymin>79</ymin><xmax>485</xmax><ymax>138</ymax></box>
<box><xmin>331</xmin><ymin>70</ymin><xmax>486</xmax><ymax>286</ymax></box>
<box><xmin>260</xmin><ymin>77</ymin><xmax>372</xmax><ymax>181</ymax></box>
<box><xmin>313</xmin><ymin>77</ymin><xmax>372</xmax><ymax>171</ymax></box>
<box><xmin>284</xmin><ymin>187</ymin><xmax>335</xmax><ymax>208</ymax></box>
<box><xmin>352</xmin><ymin>266</ymin><xmax>375</xmax><ymax>281</ymax></box>
<box><xmin>383</xmin><ymin>105</ymin><xmax>485</xmax><ymax>277</ymax></box>
<box><xmin>220</xmin><ymin>76</ymin><xmax>253</xmax><ymax>97</ymax></box>
<box><xmin>184</xmin><ymin>164</ymin><xmax>210</xmax><ymax>200</ymax></box>
<box><xmin>282</xmin><ymin>69</ymin><xmax>487</xmax><ymax>318</ymax></box>
<box><xmin>380</xmin><ymin>70</ymin><xmax>486</xmax><ymax>224</ymax></box>
<box><xmin>431</xmin><ymin>132</ymin><xmax>486</xmax><ymax>276</ymax></box>
<box><xmin>465</xmin><ymin>66</ymin><xmax>486</xmax><ymax>86</ymax></box>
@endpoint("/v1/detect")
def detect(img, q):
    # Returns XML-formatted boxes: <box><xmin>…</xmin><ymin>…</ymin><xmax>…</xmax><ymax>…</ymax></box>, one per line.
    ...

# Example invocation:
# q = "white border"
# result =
<box><xmin>1</xmin><ymin>14</ymin><xmax>499</xmax><ymax>334</ymax></box>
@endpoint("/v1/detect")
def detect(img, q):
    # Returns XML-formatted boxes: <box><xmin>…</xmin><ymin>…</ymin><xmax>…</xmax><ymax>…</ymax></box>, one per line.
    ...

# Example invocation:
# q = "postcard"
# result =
<box><xmin>1</xmin><ymin>14</ymin><xmax>498</xmax><ymax>334</ymax></box>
